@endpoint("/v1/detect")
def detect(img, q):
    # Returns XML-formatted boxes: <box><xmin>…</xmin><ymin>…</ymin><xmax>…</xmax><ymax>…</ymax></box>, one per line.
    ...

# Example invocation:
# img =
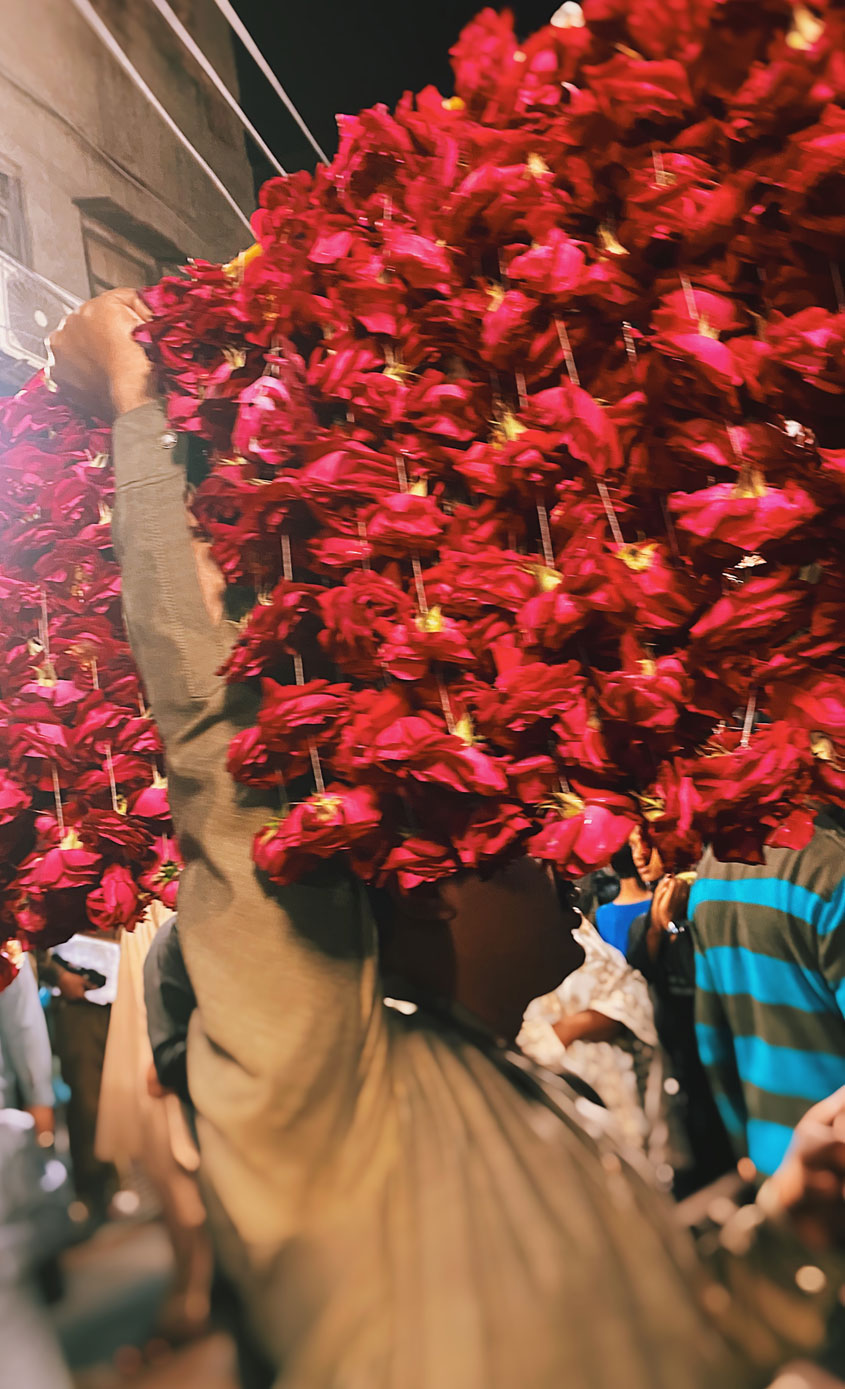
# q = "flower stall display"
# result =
<box><xmin>1</xmin><ymin>0</ymin><xmax>843</xmax><ymax>976</ymax></box>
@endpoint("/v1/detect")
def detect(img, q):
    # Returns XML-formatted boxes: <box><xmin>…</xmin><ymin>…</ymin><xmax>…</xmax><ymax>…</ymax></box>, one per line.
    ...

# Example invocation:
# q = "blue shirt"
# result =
<box><xmin>690</xmin><ymin>815</ymin><xmax>845</xmax><ymax>1176</ymax></box>
<box><xmin>595</xmin><ymin>899</ymin><xmax>649</xmax><ymax>958</ymax></box>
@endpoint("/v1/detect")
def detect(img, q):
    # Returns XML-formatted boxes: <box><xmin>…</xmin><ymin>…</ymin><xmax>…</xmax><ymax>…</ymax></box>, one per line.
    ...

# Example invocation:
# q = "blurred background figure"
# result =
<box><xmin>626</xmin><ymin>830</ymin><xmax>734</xmax><ymax>1195</ymax></box>
<box><xmin>1</xmin><ymin>955</ymin><xmax>73</xmax><ymax>1389</ymax></box>
<box><xmin>0</xmin><ymin>952</ymin><xmax>56</xmax><ymax>1139</ymax></box>
<box><xmin>39</xmin><ymin>932</ymin><xmax>120</xmax><ymax>1226</ymax></box>
<box><xmin>96</xmin><ymin>906</ymin><xmax>214</xmax><ymax>1347</ymax></box>
<box><xmin>572</xmin><ymin>868</ymin><xmax>619</xmax><ymax>925</ymax></box>
<box><xmin>0</xmin><ymin>1109</ymin><xmax>74</xmax><ymax>1389</ymax></box>
<box><xmin>594</xmin><ymin>845</ymin><xmax>653</xmax><ymax>958</ymax></box>
<box><xmin>688</xmin><ymin>809</ymin><xmax>845</xmax><ymax>1384</ymax></box>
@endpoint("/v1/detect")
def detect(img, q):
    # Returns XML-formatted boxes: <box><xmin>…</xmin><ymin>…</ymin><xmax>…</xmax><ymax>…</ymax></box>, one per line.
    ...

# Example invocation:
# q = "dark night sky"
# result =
<box><xmin>232</xmin><ymin>2</ymin><xmax>560</xmax><ymax>190</ymax></box>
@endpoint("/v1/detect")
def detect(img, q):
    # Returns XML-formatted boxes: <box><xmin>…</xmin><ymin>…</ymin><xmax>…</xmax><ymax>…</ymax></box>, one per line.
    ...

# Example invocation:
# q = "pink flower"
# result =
<box><xmin>381</xmin><ymin>837</ymin><xmax>458</xmax><ymax>891</ymax></box>
<box><xmin>584</xmin><ymin>54</ymin><xmax>693</xmax><ymax>133</ymax></box>
<box><xmin>668</xmin><ymin>480</ymin><xmax>820</xmax><ymax>553</ymax></box>
<box><xmin>257</xmin><ymin>679</ymin><xmax>351</xmax><ymax>754</ymax></box>
<box><xmin>383</xmin><ymin>228</ymin><xmax>453</xmax><ymax>294</ymax></box>
<box><xmin>139</xmin><ymin>837</ymin><xmax>182</xmax><ymax>910</ymax></box>
<box><xmin>86</xmin><ymin>863</ymin><xmax>143</xmax><ymax>931</ymax></box>
<box><xmin>253</xmin><ymin>785</ymin><xmax>383</xmax><ymax>885</ymax></box>
<box><xmin>364</xmin><ymin>494</ymin><xmax>449</xmax><ymax>557</ymax></box>
<box><xmin>529</xmin><ymin>796</ymin><xmax>637</xmax><ymax>876</ymax></box>
<box><xmin>19</xmin><ymin>841</ymin><xmax>102</xmax><ymax>891</ymax></box>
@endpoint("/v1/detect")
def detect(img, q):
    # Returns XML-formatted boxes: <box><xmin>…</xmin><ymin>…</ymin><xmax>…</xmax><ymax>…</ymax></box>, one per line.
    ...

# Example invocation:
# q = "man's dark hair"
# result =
<box><xmin>610</xmin><ymin>844</ymin><xmax>639</xmax><ymax>880</ymax></box>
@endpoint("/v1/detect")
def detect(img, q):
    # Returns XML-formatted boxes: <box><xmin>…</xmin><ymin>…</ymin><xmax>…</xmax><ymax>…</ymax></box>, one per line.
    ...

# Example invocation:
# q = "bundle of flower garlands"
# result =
<box><xmin>2</xmin><ymin>0</ymin><xmax>845</xmax><ymax>976</ymax></box>
<box><xmin>0</xmin><ymin>382</ymin><xmax>181</xmax><ymax>984</ymax></box>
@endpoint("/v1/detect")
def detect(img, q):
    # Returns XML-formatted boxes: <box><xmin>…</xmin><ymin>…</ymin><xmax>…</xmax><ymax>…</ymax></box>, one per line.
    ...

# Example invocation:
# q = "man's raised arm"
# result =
<box><xmin>49</xmin><ymin>291</ymin><xmax>230</xmax><ymax>736</ymax></box>
<box><xmin>48</xmin><ymin>294</ymin><xmax>387</xmax><ymax>1261</ymax></box>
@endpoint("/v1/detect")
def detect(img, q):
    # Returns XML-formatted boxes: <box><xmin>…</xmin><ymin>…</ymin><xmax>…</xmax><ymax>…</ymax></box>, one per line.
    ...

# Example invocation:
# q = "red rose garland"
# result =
<box><xmin>1</xmin><ymin>0</ymin><xmax>845</xmax><ymax>975</ymax></box>
<box><xmin>0</xmin><ymin>381</ymin><xmax>182</xmax><ymax>980</ymax></box>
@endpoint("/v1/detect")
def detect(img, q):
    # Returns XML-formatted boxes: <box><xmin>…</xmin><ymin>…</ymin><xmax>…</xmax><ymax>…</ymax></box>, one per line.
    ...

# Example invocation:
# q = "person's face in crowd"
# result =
<box><xmin>629</xmin><ymin>825</ymin><xmax>662</xmax><ymax>886</ymax></box>
<box><xmin>441</xmin><ymin>866</ymin><xmax>584</xmax><ymax>1039</ymax></box>
<box><xmin>383</xmin><ymin>863</ymin><xmax>583</xmax><ymax>1040</ymax></box>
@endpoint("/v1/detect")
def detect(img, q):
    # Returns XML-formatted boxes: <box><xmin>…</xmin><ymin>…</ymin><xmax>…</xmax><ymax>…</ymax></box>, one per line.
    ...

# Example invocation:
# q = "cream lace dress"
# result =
<box><xmin>518</xmin><ymin>919</ymin><xmax>669</xmax><ymax>1159</ymax></box>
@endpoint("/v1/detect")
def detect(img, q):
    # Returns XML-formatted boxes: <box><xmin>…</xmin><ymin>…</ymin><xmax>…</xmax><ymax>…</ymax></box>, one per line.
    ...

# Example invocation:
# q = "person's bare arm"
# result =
<box><xmin>48</xmin><ymin>288</ymin><xmax>155</xmax><ymax>420</ymax></box>
<box><xmin>553</xmin><ymin>1011</ymin><xmax>623</xmax><ymax>1047</ymax></box>
<box><xmin>760</xmin><ymin>1087</ymin><xmax>845</xmax><ymax>1250</ymax></box>
<box><xmin>681</xmin><ymin>1087</ymin><xmax>845</xmax><ymax>1373</ymax></box>
<box><xmin>53</xmin><ymin>966</ymin><xmax>90</xmax><ymax>1002</ymax></box>
<box><xmin>638</xmin><ymin>875</ymin><xmax>691</xmax><ymax>961</ymax></box>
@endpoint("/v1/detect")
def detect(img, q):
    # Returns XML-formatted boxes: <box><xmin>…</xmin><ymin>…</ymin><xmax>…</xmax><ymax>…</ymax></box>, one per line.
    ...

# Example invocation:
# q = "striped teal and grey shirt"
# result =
<box><xmin>689</xmin><ymin>812</ymin><xmax>845</xmax><ymax>1176</ymax></box>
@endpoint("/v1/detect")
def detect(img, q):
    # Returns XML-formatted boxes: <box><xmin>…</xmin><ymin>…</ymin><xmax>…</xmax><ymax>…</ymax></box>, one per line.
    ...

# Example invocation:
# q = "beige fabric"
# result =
<box><xmin>96</xmin><ymin>901</ymin><xmax>211</xmax><ymax>1323</ymax></box>
<box><xmin>96</xmin><ymin>902</ymin><xmax>199</xmax><ymax>1176</ymax></box>
<box><xmin>111</xmin><ymin>403</ymin><xmax>839</xmax><ymax>1389</ymax></box>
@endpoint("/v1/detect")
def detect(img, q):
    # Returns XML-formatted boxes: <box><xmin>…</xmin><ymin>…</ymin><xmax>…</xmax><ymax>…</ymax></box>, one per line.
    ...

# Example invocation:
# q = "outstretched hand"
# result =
<box><xmin>763</xmin><ymin>1086</ymin><xmax>845</xmax><ymax>1250</ymax></box>
<box><xmin>47</xmin><ymin>287</ymin><xmax>154</xmax><ymax>421</ymax></box>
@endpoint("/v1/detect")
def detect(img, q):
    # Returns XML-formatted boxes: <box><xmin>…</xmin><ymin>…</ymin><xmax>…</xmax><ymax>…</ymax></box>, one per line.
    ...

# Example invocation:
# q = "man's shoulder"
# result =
<box><xmin>698</xmin><ymin>818</ymin><xmax>845</xmax><ymax>884</ymax></box>
<box><xmin>808</xmin><ymin>810</ymin><xmax>845</xmax><ymax>864</ymax></box>
<box><xmin>692</xmin><ymin>820</ymin><xmax>845</xmax><ymax>941</ymax></box>
<box><xmin>795</xmin><ymin>819</ymin><xmax>845</xmax><ymax>908</ymax></box>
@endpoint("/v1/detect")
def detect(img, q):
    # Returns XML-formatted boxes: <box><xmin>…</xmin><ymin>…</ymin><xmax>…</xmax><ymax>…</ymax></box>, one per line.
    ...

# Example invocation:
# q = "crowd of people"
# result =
<box><xmin>5</xmin><ymin>801</ymin><xmax>845</xmax><ymax>1385</ymax></box>
<box><xmin>1</xmin><ymin>288</ymin><xmax>844</xmax><ymax>1382</ymax></box>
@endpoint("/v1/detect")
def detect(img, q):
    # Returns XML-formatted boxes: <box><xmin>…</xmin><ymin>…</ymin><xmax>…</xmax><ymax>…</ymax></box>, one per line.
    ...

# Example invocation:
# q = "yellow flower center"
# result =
<box><xmin>310</xmin><ymin>794</ymin><xmax>342</xmax><ymax>823</ymax></box>
<box><xmin>454</xmin><ymin>712</ymin><xmax>475</xmax><ymax>745</ymax></box>
<box><xmin>224</xmin><ymin>243</ymin><xmax>263</xmax><ymax>279</ymax></box>
<box><xmin>811</xmin><ymin>733</ymin><xmax>835</xmax><ymax>763</ymax></box>
<box><xmin>492</xmin><ymin>408</ymin><xmax>526</xmax><ymax>444</ymax></box>
<box><xmin>486</xmin><ymin>282</ymin><xmax>507</xmax><ymax>312</ymax></box>
<box><xmin>532</xmin><ymin>564</ymin><xmax>564</xmax><ymax>592</ymax></box>
<box><xmin>638</xmin><ymin>793</ymin><xmax>666</xmax><ymax>823</ymax></box>
<box><xmin>416</xmin><ymin>605</ymin><xmax>444</xmax><ymax>634</ymax></box>
<box><xmin>598</xmin><ymin>225</ymin><xmax>629</xmax><ymax>257</ymax></box>
<box><xmin>733</xmin><ymin>468</ymin><xmax>767</xmax><ymax>500</ymax></box>
<box><xmin>553</xmin><ymin>791</ymin><xmax>586</xmax><ymax>819</ymax></box>
<box><xmin>525</xmin><ymin>153</ymin><xmax>551</xmax><ymax>178</ymax></box>
<box><xmin>786</xmin><ymin>4</ymin><xmax>824</xmax><ymax>48</ymax></box>
<box><xmin>617</xmin><ymin>542</ymin><xmax>657</xmax><ymax>573</ymax></box>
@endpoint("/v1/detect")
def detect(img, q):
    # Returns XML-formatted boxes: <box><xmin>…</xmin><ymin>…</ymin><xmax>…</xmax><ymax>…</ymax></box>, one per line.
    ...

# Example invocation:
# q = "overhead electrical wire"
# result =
<box><xmin>0</xmin><ymin>56</ymin><xmax>206</xmax><ymax>249</ymax></box>
<box><xmin>68</xmin><ymin>0</ymin><xmax>253</xmax><ymax>235</ymax></box>
<box><xmin>210</xmin><ymin>0</ymin><xmax>331</xmax><ymax>166</ymax></box>
<box><xmin>146</xmin><ymin>0</ymin><xmax>287</xmax><ymax>177</ymax></box>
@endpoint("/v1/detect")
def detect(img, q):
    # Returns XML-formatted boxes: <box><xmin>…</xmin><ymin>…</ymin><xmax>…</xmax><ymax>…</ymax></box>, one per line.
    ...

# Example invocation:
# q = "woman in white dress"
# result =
<box><xmin>518</xmin><ymin>917</ymin><xmax>674</xmax><ymax>1166</ymax></box>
